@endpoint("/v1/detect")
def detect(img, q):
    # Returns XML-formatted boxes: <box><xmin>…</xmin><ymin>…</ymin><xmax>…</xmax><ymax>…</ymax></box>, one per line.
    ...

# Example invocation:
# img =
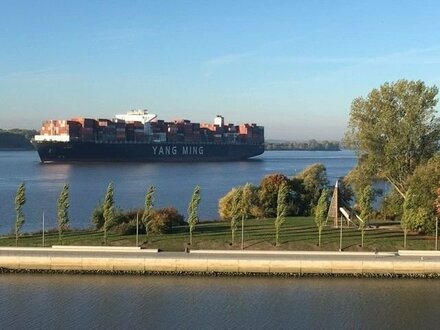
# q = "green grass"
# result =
<box><xmin>1</xmin><ymin>217</ymin><xmax>438</xmax><ymax>252</ymax></box>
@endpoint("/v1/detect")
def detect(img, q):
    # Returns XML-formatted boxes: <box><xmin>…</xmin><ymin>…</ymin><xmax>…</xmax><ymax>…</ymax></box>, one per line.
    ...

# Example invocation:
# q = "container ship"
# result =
<box><xmin>32</xmin><ymin>110</ymin><xmax>264</xmax><ymax>163</ymax></box>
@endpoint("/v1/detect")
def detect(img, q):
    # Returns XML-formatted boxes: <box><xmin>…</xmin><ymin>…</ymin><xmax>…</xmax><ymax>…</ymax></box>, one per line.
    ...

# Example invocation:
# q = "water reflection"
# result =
<box><xmin>0</xmin><ymin>274</ymin><xmax>439</xmax><ymax>329</ymax></box>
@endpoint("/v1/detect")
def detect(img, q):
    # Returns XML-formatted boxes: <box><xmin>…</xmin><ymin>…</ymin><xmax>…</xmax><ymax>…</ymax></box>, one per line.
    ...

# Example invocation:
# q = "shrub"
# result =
<box><xmin>149</xmin><ymin>207</ymin><xmax>184</xmax><ymax>234</ymax></box>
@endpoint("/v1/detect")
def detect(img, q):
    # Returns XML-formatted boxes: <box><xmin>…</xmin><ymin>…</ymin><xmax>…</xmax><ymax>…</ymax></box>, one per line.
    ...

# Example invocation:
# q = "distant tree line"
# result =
<box><xmin>265</xmin><ymin>139</ymin><xmax>340</xmax><ymax>151</ymax></box>
<box><xmin>0</xmin><ymin>129</ymin><xmax>38</xmax><ymax>150</ymax></box>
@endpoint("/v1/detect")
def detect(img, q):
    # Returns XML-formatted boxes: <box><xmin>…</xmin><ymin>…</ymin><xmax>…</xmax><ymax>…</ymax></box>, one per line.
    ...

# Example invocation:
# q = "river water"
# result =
<box><xmin>0</xmin><ymin>274</ymin><xmax>439</xmax><ymax>329</ymax></box>
<box><xmin>0</xmin><ymin>150</ymin><xmax>356</xmax><ymax>234</ymax></box>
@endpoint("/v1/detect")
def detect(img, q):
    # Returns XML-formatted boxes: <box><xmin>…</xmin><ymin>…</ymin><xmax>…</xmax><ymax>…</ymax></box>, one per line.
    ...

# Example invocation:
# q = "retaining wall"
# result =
<box><xmin>1</xmin><ymin>248</ymin><xmax>440</xmax><ymax>275</ymax></box>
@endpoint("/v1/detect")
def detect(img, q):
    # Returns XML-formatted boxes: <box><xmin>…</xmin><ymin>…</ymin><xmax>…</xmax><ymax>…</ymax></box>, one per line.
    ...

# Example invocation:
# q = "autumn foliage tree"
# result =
<box><xmin>258</xmin><ymin>174</ymin><xmax>290</xmax><ymax>217</ymax></box>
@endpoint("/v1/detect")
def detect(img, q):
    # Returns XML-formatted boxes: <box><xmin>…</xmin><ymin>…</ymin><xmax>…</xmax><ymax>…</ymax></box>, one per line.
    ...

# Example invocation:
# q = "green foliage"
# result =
<box><xmin>275</xmin><ymin>182</ymin><xmax>288</xmax><ymax>246</ymax></box>
<box><xmin>258</xmin><ymin>174</ymin><xmax>290</xmax><ymax>217</ymax></box>
<box><xmin>358</xmin><ymin>184</ymin><xmax>374</xmax><ymax>225</ymax></box>
<box><xmin>229</xmin><ymin>188</ymin><xmax>242</xmax><ymax>244</ymax></box>
<box><xmin>218</xmin><ymin>187</ymin><xmax>240</xmax><ymax>220</ymax></box>
<box><xmin>57</xmin><ymin>184</ymin><xmax>70</xmax><ymax>244</ymax></box>
<box><xmin>240</xmin><ymin>183</ymin><xmax>253</xmax><ymax>219</ymax></box>
<box><xmin>218</xmin><ymin>164</ymin><xmax>330</xmax><ymax>221</ymax></box>
<box><xmin>218</xmin><ymin>187</ymin><xmax>243</xmax><ymax>244</ymax></box>
<box><xmin>357</xmin><ymin>184</ymin><xmax>374</xmax><ymax>247</ymax></box>
<box><xmin>295</xmin><ymin>163</ymin><xmax>328</xmax><ymax>215</ymax></box>
<box><xmin>265</xmin><ymin>140</ymin><xmax>340</xmax><ymax>151</ymax></box>
<box><xmin>103</xmin><ymin>183</ymin><xmax>115</xmax><ymax>244</ymax></box>
<box><xmin>141</xmin><ymin>186</ymin><xmax>155</xmax><ymax>241</ymax></box>
<box><xmin>187</xmin><ymin>185</ymin><xmax>201</xmax><ymax>245</ymax></box>
<box><xmin>314</xmin><ymin>188</ymin><xmax>329</xmax><ymax>246</ymax></box>
<box><xmin>401</xmin><ymin>156</ymin><xmax>440</xmax><ymax>234</ymax></box>
<box><xmin>15</xmin><ymin>182</ymin><xmax>26</xmax><ymax>246</ymax></box>
<box><xmin>380</xmin><ymin>190</ymin><xmax>404</xmax><ymax>221</ymax></box>
<box><xmin>345</xmin><ymin>79</ymin><xmax>440</xmax><ymax>198</ymax></box>
<box><xmin>91</xmin><ymin>202</ymin><xmax>104</xmax><ymax>229</ymax></box>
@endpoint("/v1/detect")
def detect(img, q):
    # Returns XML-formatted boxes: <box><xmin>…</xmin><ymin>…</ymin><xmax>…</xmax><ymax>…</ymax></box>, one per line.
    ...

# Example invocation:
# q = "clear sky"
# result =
<box><xmin>1</xmin><ymin>1</ymin><xmax>440</xmax><ymax>140</ymax></box>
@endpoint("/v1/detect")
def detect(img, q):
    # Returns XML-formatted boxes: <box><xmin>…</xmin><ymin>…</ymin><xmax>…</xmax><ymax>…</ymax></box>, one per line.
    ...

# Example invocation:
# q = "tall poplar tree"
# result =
<box><xmin>141</xmin><ymin>185</ymin><xmax>155</xmax><ymax>242</ymax></box>
<box><xmin>229</xmin><ymin>187</ymin><xmax>242</xmax><ymax>245</ymax></box>
<box><xmin>275</xmin><ymin>183</ymin><xmax>288</xmax><ymax>246</ymax></box>
<box><xmin>15</xmin><ymin>182</ymin><xmax>26</xmax><ymax>247</ymax></box>
<box><xmin>57</xmin><ymin>184</ymin><xmax>70</xmax><ymax>244</ymax></box>
<box><xmin>240</xmin><ymin>183</ymin><xmax>252</xmax><ymax>250</ymax></box>
<box><xmin>187</xmin><ymin>185</ymin><xmax>201</xmax><ymax>245</ymax></box>
<box><xmin>103</xmin><ymin>183</ymin><xmax>115</xmax><ymax>244</ymax></box>
<box><xmin>314</xmin><ymin>188</ymin><xmax>329</xmax><ymax>247</ymax></box>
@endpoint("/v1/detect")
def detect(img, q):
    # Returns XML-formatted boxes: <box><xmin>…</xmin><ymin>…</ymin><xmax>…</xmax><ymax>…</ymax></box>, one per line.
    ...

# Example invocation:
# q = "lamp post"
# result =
<box><xmin>339</xmin><ymin>215</ymin><xmax>343</xmax><ymax>252</ymax></box>
<box><xmin>241</xmin><ymin>216</ymin><xmax>244</xmax><ymax>250</ymax></box>
<box><xmin>436</xmin><ymin>217</ymin><xmax>438</xmax><ymax>251</ymax></box>
<box><xmin>136</xmin><ymin>212</ymin><xmax>139</xmax><ymax>247</ymax></box>
<box><xmin>42</xmin><ymin>211</ymin><xmax>45</xmax><ymax>247</ymax></box>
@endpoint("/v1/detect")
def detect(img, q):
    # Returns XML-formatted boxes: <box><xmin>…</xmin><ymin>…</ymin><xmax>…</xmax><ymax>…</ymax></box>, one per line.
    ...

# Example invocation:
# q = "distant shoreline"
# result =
<box><xmin>265</xmin><ymin>148</ymin><xmax>341</xmax><ymax>151</ymax></box>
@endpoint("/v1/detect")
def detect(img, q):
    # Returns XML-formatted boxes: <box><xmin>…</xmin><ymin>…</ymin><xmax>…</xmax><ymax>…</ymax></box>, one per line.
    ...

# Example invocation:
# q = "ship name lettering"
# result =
<box><xmin>182</xmin><ymin>146</ymin><xmax>204</xmax><ymax>155</ymax></box>
<box><xmin>152</xmin><ymin>145</ymin><xmax>177</xmax><ymax>156</ymax></box>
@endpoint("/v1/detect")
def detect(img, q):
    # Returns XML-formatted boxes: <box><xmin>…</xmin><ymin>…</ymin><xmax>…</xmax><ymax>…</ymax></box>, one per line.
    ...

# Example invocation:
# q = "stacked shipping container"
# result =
<box><xmin>39</xmin><ymin>116</ymin><xmax>264</xmax><ymax>145</ymax></box>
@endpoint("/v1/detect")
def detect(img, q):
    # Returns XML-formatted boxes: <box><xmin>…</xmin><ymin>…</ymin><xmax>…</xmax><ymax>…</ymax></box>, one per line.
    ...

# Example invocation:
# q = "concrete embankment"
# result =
<box><xmin>1</xmin><ymin>247</ymin><xmax>440</xmax><ymax>276</ymax></box>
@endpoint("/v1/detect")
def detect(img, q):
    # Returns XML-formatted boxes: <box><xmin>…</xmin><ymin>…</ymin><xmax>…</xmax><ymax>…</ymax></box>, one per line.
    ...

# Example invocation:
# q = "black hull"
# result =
<box><xmin>32</xmin><ymin>141</ymin><xmax>264</xmax><ymax>163</ymax></box>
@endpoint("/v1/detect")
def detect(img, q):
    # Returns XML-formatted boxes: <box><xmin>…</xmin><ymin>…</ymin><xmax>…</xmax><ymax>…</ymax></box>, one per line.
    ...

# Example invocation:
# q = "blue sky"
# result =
<box><xmin>1</xmin><ymin>1</ymin><xmax>440</xmax><ymax>139</ymax></box>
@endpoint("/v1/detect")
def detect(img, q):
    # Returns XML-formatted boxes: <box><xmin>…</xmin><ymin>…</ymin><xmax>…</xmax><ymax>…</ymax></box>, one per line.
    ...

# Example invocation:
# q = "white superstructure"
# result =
<box><xmin>115</xmin><ymin>109</ymin><xmax>157</xmax><ymax>124</ymax></box>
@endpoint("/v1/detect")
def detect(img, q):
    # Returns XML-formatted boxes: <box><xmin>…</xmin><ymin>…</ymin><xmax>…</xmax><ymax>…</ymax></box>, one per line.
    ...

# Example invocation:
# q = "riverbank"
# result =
<box><xmin>1</xmin><ymin>247</ymin><xmax>440</xmax><ymax>277</ymax></box>
<box><xmin>1</xmin><ymin>217</ymin><xmax>436</xmax><ymax>252</ymax></box>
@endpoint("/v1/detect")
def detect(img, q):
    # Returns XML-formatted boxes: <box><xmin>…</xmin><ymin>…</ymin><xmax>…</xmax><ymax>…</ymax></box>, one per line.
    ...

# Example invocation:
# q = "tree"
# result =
<box><xmin>240</xmin><ymin>183</ymin><xmax>253</xmax><ymax>249</ymax></box>
<box><xmin>380</xmin><ymin>190</ymin><xmax>404</xmax><ymax>221</ymax></box>
<box><xmin>14</xmin><ymin>182</ymin><xmax>26</xmax><ymax>247</ymax></box>
<box><xmin>345</xmin><ymin>80</ymin><xmax>440</xmax><ymax>199</ymax></box>
<box><xmin>295</xmin><ymin>163</ymin><xmax>328</xmax><ymax>215</ymax></box>
<box><xmin>218</xmin><ymin>187</ymin><xmax>239</xmax><ymax>221</ymax></box>
<box><xmin>258</xmin><ymin>174</ymin><xmax>290</xmax><ymax>217</ymax></box>
<box><xmin>103</xmin><ymin>183</ymin><xmax>115</xmax><ymax>244</ymax></box>
<box><xmin>141</xmin><ymin>186</ymin><xmax>155</xmax><ymax>242</ymax></box>
<box><xmin>357</xmin><ymin>184</ymin><xmax>374</xmax><ymax>247</ymax></box>
<box><xmin>187</xmin><ymin>185</ymin><xmax>201</xmax><ymax>245</ymax></box>
<box><xmin>57</xmin><ymin>184</ymin><xmax>70</xmax><ymax>244</ymax></box>
<box><xmin>91</xmin><ymin>202</ymin><xmax>104</xmax><ymax>229</ymax></box>
<box><xmin>314</xmin><ymin>188</ymin><xmax>329</xmax><ymax>247</ymax></box>
<box><xmin>149</xmin><ymin>207</ymin><xmax>184</xmax><ymax>234</ymax></box>
<box><xmin>401</xmin><ymin>155</ymin><xmax>440</xmax><ymax>234</ymax></box>
<box><xmin>275</xmin><ymin>183</ymin><xmax>288</xmax><ymax>246</ymax></box>
<box><xmin>227</xmin><ymin>187</ymin><xmax>242</xmax><ymax>244</ymax></box>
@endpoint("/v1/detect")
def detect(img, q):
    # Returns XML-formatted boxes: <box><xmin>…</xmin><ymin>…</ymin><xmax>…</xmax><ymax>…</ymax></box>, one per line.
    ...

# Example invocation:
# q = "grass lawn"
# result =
<box><xmin>1</xmin><ymin>217</ymin><xmax>438</xmax><ymax>252</ymax></box>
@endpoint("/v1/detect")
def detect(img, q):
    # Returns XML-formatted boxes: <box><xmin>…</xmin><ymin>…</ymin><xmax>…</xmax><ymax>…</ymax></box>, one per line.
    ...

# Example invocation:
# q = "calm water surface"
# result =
<box><xmin>0</xmin><ymin>274</ymin><xmax>439</xmax><ymax>329</ymax></box>
<box><xmin>0</xmin><ymin>150</ymin><xmax>356</xmax><ymax>234</ymax></box>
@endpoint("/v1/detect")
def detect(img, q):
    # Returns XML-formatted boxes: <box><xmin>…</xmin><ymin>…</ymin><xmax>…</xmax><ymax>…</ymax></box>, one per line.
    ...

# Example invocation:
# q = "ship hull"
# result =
<box><xmin>32</xmin><ymin>140</ymin><xmax>264</xmax><ymax>163</ymax></box>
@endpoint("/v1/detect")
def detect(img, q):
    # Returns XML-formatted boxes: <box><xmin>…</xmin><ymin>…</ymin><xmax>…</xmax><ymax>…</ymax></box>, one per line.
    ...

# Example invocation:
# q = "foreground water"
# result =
<box><xmin>0</xmin><ymin>274</ymin><xmax>439</xmax><ymax>329</ymax></box>
<box><xmin>0</xmin><ymin>150</ymin><xmax>356</xmax><ymax>234</ymax></box>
